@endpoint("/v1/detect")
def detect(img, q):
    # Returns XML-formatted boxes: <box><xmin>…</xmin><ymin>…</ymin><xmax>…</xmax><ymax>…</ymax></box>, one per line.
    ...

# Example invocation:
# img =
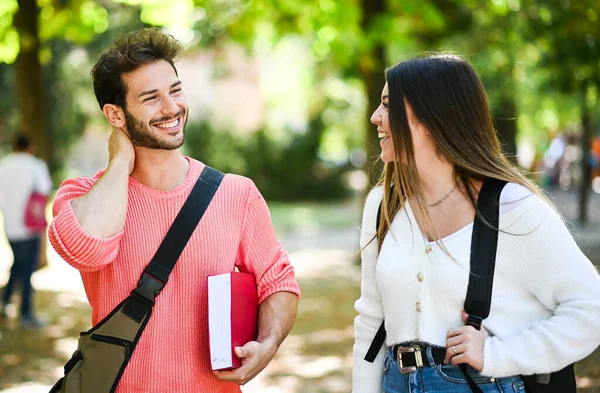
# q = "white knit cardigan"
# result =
<box><xmin>352</xmin><ymin>183</ymin><xmax>600</xmax><ymax>393</ymax></box>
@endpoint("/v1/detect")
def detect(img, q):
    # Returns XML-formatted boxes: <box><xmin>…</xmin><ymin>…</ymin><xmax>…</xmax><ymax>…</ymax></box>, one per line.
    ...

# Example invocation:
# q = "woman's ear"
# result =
<box><xmin>103</xmin><ymin>104</ymin><xmax>126</xmax><ymax>128</ymax></box>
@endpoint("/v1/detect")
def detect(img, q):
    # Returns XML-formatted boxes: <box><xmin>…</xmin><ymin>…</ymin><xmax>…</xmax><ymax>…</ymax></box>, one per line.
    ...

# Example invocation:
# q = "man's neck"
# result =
<box><xmin>130</xmin><ymin>148</ymin><xmax>190</xmax><ymax>191</ymax></box>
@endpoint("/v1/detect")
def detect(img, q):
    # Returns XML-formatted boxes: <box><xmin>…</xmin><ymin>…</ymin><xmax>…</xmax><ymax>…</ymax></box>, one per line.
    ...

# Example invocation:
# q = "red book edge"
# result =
<box><xmin>208</xmin><ymin>271</ymin><xmax>258</xmax><ymax>371</ymax></box>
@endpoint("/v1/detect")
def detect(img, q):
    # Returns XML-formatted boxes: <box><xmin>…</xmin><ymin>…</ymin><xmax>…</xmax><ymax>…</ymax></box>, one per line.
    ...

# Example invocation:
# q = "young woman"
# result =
<box><xmin>352</xmin><ymin>54</ymin><xmax>600</xmax><ymax>393</ymax></box>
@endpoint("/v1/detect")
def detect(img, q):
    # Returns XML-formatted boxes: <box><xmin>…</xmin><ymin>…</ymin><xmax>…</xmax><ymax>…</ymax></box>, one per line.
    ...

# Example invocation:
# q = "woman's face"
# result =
<box><xmin>370</xmin><ymin>83</ymin><xmax>395</xmax><ymax>163</ymax></box>
<box><xmin>370</xmin><ymin>83</ymin><xmax>434</xmax><ymax>166</ymax></box>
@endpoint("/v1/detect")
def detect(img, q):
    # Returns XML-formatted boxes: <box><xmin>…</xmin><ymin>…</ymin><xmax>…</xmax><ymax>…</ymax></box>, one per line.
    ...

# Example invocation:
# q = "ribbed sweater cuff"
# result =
<box><xmin>51</xmin><ymin>201</ymin><xmax>123</xmax><ymax>270</ymax></box>
<box><xmin>258</xmin><ymin>266</ymin><xmax>301</xmax><ymax>303</ymax></box>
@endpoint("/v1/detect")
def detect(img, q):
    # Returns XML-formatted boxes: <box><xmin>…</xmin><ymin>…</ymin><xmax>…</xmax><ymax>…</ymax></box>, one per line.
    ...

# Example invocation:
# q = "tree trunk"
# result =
<box><xmin>14</xmin><ymin>0</ymin><xmax>49</xmax><ymax>163</ymax></box>
<box><xmin>578</xmin><ymin>91</ymin><xmax>592</xmax><ymax>225</ymax></box>
<box><xmin>359</xmin><ymin>0</ymin><xmax>386</xmax><ymax>189</ymax></box>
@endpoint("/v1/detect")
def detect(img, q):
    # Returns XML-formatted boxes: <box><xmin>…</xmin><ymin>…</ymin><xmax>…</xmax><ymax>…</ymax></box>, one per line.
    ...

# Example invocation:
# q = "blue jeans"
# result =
<box><xmin>383</xmin><ymin>347</ymin><xmax>526</xmax><ymax>393</ymax></box>
<box><xmin>2</xmin><ymin>237</ymin><xmax>40</xmax><ymax>318</ymax></box>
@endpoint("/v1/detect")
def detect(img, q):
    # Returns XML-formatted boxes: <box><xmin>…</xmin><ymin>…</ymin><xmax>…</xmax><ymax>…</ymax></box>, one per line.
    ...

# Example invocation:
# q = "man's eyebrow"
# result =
<box><xmin>138</xmin><ymin>81</ymin><xmax>182</xmax><ymax>98</ymax></box>
<box><xmin>382</xmin><ymin>95</ymin><xmax>388</xmax><ymax>100</ymax></box>
<box><xmin>138</xmin><ymin>88</ymin><xmax>157</xmax><ymax>98</ymax></box>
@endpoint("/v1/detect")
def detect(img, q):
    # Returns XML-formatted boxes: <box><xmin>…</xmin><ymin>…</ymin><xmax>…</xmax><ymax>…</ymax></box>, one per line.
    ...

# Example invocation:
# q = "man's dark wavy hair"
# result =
<box><xmin>91</xmin><ymin>28</ymin><xmax>183</xmax><ymax>110</ymax></box>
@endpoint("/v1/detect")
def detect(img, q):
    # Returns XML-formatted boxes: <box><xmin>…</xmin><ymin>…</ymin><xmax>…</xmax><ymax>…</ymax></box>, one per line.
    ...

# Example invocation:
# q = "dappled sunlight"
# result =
<box><xmin>0</xmin><ymin>222</ymin><xmax>91</xmax><ymax>391</ymax></box>
<box><xmin>0</xmin><ymin>383</ymin><xmax>52</xmax><ymax>393</ymax></box>
<box><xmin>0</xmin><ymin>288</ymin><xmax>90</xmax><ymax>389</ymax></box>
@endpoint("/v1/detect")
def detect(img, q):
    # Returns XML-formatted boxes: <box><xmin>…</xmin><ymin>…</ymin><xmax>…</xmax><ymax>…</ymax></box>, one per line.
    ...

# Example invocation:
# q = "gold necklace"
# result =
<box><xmin>418</xmin><ymin>185</ymin><xmax>457</xmax><ymax>208</ymax></box>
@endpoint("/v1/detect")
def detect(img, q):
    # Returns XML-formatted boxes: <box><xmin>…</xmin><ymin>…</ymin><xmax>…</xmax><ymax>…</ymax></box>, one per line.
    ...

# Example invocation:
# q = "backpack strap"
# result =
<box><xmin>459</xmin><ymin>178</ymin><xmax>507</xmax><ymax>393</ymax></box>
<box><xmin>122</xmin><ymin>166</ymin><xmax>225</xmax><ymax>322</ymax></box>
<box><xmin>364</xmin><ymin>195</ymin><xmax>387</xmax><ymax>362</ymax></box>
<box><xmin>464</xmin><ymin>178</ymin><xmax>507</xmax><ymax>328</ymax></box>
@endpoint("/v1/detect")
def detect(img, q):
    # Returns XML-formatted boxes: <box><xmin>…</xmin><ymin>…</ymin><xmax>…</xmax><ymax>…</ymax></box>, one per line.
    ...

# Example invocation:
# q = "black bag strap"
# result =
<box><xmin>464</xmin><ymin>178</ymin><xmax>506</xmax><ymax>328</ymax></box>
<box><xmin>364</xmin><ymin>200</ymin><xmax>387</xmax><ymax>362</ymax></box>
<box><xmin>122</xmin><ymin>166</ymin><xmax>224</xmax><ymax>322</ymax></box>
<box><xmin>459</xmin><ymin>178</ymin><xmax>506</xmax><ymax>393</ymax></box>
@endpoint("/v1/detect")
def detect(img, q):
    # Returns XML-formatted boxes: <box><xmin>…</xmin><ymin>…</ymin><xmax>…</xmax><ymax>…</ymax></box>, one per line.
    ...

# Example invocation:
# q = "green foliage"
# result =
<box><xmin>0</xmin><ymin>0</ymin><xmax>596</xmax><ymax>198</ymax></box>
<box><xmin>43</xmin><ymin>39</ymin><xmax>88</xmax><ymax>183</ymax></box>
<box><xmin>523</xmin><ymin>0</ymin><xmax>600</xmax><ymax>95</ymax></box>
<box><xmin>38</xmin><ymin>0</ymin><xmax>109</xmax><ymax>45</ymax></box>
<box><xmin>184</xmin><ymin>119</ymin><xmax>350</xmax><ymax>201</ymax></box>
<box><xmin>0</xmin><ymin>0</ymin><xmax>110</xmax><ymax>65</ymax></box>
<box><xmin>0</xmin><ymin>0</ymin><xmax>18</xmax><ymax>63</ymax></box>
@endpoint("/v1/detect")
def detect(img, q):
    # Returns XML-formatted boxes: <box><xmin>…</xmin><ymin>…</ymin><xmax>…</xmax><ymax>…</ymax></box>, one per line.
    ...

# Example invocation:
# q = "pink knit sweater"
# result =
<box><xmin>48</xmin><ymin>157</ymin><xmax>300</xmax><ymax>393</ymax></box>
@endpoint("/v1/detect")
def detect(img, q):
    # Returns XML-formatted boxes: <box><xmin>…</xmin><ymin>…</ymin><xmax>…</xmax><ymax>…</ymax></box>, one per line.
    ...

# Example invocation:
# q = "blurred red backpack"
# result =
<box><xmin>24</xmin><ymin>182</ymin><xmax>48</xmax><ymax>232</ymax></box>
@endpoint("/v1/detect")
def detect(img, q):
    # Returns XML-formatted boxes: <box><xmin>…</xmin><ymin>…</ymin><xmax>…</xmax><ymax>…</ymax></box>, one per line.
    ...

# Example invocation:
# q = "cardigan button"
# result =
<box><xmin>416</xmin><ymin>302</ymin><xmax>423</xmax><ymax>312</ymax></box>
<box><xmin>417</xmin><ymin>272</ymin><xmax>424</xmax><ymax>282</ymax></box>
<box><xmin>425</xmin><ymin>245</ymin><xmax>432</xmax><ymax>254</ymax></box>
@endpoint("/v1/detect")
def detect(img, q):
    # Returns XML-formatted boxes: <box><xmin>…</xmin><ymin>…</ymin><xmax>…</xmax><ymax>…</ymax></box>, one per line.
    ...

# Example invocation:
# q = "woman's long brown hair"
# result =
<box><xmin>376</xmin><ymin>53</ymin><xmax>554</xmax><ymax>250</ymax></box>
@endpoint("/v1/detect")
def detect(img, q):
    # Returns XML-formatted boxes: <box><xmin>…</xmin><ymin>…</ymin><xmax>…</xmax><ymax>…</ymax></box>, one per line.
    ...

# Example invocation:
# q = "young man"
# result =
<box><xmin>0</xmin><ymin>134</ymin><xmax>52</xmax><ymax>328</ymax></box>
<box><xmin>48</xmin><ymin>28</ymin><xmax>300</xmax><ymax>392</ymax></box>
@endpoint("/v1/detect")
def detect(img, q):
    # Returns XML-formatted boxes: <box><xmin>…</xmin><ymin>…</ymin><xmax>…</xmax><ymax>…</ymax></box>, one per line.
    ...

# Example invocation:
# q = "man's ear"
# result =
<box><xmin>103</xmin><ymin>104</ymin><xmax>126</xmax><ymax>128</ymax></box>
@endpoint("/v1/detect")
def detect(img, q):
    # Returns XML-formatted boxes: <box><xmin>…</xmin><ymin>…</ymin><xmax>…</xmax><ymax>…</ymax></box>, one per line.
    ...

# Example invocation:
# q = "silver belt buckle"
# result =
<box><xmin>397</xmin><ymin>344</ymin><xmax>424</xmax><ymax>374</ymax></box>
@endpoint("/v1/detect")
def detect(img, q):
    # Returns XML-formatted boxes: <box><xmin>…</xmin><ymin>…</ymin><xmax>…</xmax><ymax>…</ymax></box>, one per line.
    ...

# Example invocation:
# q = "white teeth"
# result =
<box><xmin>378</xmin><ymin>132</ymin><xmax>389</xmax><ymax>139</ymax></box>
<box><xmin>155</xmin><ymin>118</ymin><xmax>179</xmax><ymax>129</ymax></box>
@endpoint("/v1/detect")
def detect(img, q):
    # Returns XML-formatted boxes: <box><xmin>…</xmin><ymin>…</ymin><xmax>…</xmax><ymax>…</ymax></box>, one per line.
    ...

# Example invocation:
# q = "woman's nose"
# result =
<box><xmin>370</xmin><ymin>107</ymin><xmax>380</xmax><ymax>125</ymax></box>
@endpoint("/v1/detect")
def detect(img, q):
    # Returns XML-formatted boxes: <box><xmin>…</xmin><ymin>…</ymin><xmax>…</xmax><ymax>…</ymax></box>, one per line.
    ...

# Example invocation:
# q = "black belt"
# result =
<box><xmin>391</xmin><ymin>342</ymin><xmax>446</xmax><ymax>373</ymax></box>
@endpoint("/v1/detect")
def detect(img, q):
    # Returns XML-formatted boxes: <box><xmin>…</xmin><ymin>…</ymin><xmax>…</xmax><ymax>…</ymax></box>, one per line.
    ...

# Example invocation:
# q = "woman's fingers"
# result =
<box><xmin>446</xmin><ymin>326</ymin><xmax>465</xmax><ymax>338</ymax></box>
<box><xmin>444</xmin><ymin>342</ymin><xmax>463</xmax><ymax>364</ymax></box>
<box><xmin>446</xmin><ymin>335</ymin><xmax>463</xmax><ymax>348</ymax></box>
<box><xmin>450</xmin><ymin>353</ymin><xmax>468</xmax><ymax>365</ymax></box>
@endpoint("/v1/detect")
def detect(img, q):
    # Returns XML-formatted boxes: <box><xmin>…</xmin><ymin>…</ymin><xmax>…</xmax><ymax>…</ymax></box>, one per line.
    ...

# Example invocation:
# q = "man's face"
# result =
<box><xmin>121</xmin><ymin>60</ymin><xmax>188</xmax><ymax>150</ymax></box>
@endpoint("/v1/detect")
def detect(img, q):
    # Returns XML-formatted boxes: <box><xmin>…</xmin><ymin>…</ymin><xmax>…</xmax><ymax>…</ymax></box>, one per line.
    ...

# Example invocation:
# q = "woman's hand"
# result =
<box><xmin>444</xmin><ymin>311</ymin><xmax>488</xmax><ymax>371</ymax></box>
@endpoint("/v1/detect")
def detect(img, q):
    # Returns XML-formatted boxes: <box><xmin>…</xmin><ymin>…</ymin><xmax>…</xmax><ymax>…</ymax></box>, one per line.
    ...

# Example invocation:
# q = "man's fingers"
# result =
<box><xmin>237</xmin><ymin>341</ymin><xmax>260</xmax><ymax>358</ymax></box>
<box><xmin>213</xmin><ymin>367</ymin><xmax>251</xmax><ymax>385</ymax></box>
<box><xmin>234</xmin><ymin>347</ymin><xmax>245</xmax><ymax>358</ymax></box>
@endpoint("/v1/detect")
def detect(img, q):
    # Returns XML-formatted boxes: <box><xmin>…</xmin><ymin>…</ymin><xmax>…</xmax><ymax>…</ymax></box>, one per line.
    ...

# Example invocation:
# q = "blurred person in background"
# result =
<box><xmin>0</xmin><ymin>133</ymin><xmax>52</xmax><ymax>328</ymax></box>
<box><xmin>352</xmin><ymin>54</ymin><xmax>600</xmax><ymax>393</ymax></box>
<box><xmin>48</xmin><ymin>28</ymin><xmax>299</xmax><ymax>393</ymax></box>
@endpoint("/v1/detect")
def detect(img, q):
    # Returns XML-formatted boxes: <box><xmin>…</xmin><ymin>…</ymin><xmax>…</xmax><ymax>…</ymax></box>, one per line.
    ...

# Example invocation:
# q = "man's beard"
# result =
<box><xmin>124</xmin><ymin>108</ymin><xmax>187</xmax><ymax>150</ymax></box>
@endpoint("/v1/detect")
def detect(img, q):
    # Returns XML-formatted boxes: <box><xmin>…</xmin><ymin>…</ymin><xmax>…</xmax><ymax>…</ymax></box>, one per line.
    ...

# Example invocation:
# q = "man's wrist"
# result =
<box><xmin>108</xmin><ymin>155</ymin><xmax>132</xmax><ymax>173</ymax></box>
<box><xmin>258</xmin><ymin>336</ymin><xmax>279</xmax><ymax>354</ymax></box>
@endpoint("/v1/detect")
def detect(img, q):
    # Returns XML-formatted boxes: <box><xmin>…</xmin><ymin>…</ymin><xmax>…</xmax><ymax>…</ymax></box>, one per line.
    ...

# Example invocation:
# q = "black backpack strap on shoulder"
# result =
<box><xmin>460</xmin><ymin>177</ymin><xmax>507</xmax><ymax>393</ymax></box>
<box><xmin>365</xmin><ymin>196</ymin><xmax>386</xmax><ymax>363</ymax></box>
<box><xmin>464</xmin><ymin>177</ymin><xmax>507</xmax><ymax>328</ymax></box>
<box><xmin>122</xmin><ymin>166</ymin><xmax>225</xmax><ymax>322</ymax></box>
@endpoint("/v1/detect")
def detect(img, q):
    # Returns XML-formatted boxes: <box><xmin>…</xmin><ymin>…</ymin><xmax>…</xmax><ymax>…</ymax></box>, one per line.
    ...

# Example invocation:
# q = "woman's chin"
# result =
<box><xmin>381</xmin><ymin>151</ymin><xmax>395</xmax><ymax>164</ymax></box>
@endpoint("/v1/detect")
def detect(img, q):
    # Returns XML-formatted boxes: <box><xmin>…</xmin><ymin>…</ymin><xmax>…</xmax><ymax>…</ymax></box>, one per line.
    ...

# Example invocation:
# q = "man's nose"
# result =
<box><xmin>162</xmin><ymin>96</ymin><xmax>180</xmax><ymax>116</ymax></box>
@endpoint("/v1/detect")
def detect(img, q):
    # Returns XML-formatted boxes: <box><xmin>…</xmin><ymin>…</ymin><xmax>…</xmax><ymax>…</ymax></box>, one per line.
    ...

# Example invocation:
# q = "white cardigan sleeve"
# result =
<box><xmin>481</xmin><ymin>195</ymin><xmax>600</xmax><ymax>377</ymax></box>
<box><xmin>352</xmin><ymin>187</ymin><xmax>387</xmax><ymax>393</ymax></box>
